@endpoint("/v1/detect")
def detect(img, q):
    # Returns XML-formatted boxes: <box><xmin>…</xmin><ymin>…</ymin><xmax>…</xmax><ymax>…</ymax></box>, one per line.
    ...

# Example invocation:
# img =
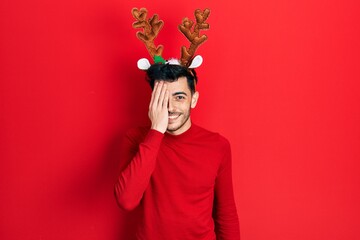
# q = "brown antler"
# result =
<box><xmin>178</xmin><ymin>9</ymin><xmax>210</xmax><ymax>66</ymax></box>
<box><xmin>132</xmin><ymin>8</ymin><xmax>164</xmax><ymax>58</ymax></box>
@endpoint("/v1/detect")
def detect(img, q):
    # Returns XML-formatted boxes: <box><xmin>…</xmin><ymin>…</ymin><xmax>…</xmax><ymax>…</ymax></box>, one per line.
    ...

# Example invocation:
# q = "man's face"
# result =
<box><xmin>159</xmin><ymin>76</ymin><xmax>199</xmax><ymax>135</ymax></box>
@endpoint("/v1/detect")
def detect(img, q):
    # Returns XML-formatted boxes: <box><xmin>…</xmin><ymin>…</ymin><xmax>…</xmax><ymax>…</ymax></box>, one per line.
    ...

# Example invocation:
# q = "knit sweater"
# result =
<box><xmin>115</xmin><ymin>124</ymin><xmax>240</xmax><ymax>240</ymax></box>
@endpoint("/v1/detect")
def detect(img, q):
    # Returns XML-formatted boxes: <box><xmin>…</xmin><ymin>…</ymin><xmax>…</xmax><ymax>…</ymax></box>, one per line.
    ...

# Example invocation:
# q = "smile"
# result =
<box><xmin>168</xmin><ymin>113</ymin><xmax>181</xmax><ymax>120</ymax></box>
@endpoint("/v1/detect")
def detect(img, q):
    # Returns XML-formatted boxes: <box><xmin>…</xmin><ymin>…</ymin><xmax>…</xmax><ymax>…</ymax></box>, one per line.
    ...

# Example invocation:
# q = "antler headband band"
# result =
<box><xmin>132</xmin><ymin>8</ymin><xmax>210</xmax><ymax>70</ymax></box>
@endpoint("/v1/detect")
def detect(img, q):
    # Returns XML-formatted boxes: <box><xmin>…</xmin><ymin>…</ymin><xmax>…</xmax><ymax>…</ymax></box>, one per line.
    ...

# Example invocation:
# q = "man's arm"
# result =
<box><xmin>213</xmin><ymin>139</ymin><xmax>241</xmax><ymax>239</ymax></box>
<box><xmin>114</xmin><ymin>81</ymin><xmax>169</xmax><ymax>210</ymax></box>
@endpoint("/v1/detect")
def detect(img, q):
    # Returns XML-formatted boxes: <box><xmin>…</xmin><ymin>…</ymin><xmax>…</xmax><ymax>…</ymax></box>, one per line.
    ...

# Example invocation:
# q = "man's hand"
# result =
<box><xmin>149</xmin><ymin>81</ymin><xmax>169</xmax><ymax>133</ymax></box>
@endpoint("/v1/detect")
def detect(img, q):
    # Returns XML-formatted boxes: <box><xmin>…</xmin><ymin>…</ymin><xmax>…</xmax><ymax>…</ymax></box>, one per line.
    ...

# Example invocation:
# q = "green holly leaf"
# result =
<box><xmin>154</xmin><ymin>55</ymin><xmax>166</xmax><ymax>64</ymax></box>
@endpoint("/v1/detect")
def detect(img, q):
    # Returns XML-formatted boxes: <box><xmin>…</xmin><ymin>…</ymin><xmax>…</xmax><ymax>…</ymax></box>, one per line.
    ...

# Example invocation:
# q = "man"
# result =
<box><xmin>114</xmin><ymin>63</ymin><xmax>240</xmax><ymax>239</ymax></box>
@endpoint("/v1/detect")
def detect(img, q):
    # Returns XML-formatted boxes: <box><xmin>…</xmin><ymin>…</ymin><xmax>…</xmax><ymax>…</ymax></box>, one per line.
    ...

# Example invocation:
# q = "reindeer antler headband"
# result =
<box><xmin>131</xmin><ymin>8</ymin><xmax>210</xmax><ymax>70</ymax></box>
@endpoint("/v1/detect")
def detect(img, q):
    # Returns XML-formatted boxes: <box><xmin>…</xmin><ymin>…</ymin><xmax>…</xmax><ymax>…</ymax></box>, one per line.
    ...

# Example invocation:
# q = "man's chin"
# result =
<box><xmin>167</xmin><ymin>124</ymin><xmax>180</xmax><ymax>133</ymax></box>
<box><xmin>167</xmin><ymin>120</ymin><xmax>191</xmax><ymax>134</ymax></box>
<box><xmin>166</xmin><ymin>113</ymin><xmax>191</xmax><ymax>134</ymax></box>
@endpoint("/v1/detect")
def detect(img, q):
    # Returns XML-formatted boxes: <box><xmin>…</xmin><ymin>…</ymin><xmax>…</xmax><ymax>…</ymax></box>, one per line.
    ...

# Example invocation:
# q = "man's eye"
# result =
<box><xmin>176</xmin><ymin>96</ymin><xmax>185</xmax><ymax>100</ymax></box>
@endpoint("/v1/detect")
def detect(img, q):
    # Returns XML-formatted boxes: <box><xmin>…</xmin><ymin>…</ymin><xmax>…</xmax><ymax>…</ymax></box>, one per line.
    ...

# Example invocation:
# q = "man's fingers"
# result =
<box><xmin>149</xmin><ymin>81</ymin><xmax>158</xmax><ymax>108</ymax></box>
<box><xmin>158</xmin><ymin>82</ymin><xmax>167</xmax><ymax>107</ymax></box>
<box><xmin>151</xmin><ymin>81</ymin><xmax>162</xmax><ymax>108</ymax></box>
<box><xmin>162</xmin><ymin>89</ymin><xmax>169</xmax><ymax>108</ymax></box>
<box><xmin>148</xmin><ymin>81</ymin><xmax>169</xmax><ymax>133</ymax></box>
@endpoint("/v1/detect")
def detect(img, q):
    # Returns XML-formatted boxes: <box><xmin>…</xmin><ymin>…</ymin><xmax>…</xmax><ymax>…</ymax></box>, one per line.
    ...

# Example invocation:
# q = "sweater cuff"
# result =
<box><xmin>143</xmin><ymin>129</ymin><xmax>164</xmax><ymax>147</ymax></box>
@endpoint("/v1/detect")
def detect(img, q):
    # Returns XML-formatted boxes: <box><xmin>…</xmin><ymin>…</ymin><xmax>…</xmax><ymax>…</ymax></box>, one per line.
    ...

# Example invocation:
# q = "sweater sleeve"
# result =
<box><xmin>213</xmin><ymin>139</ymin><xmax>241</xmax><ymax>240</ymax></box>
<box><xmin>114</xmin><ymin>129</ymin><xmax>164</xmax><ymax>211</ymax></box>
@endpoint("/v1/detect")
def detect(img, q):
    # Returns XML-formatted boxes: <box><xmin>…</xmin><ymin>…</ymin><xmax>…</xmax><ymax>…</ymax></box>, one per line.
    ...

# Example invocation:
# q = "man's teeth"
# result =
<box><xmin>168</xmin><ymin>114</ymin><xmax>180</xmax><ymax>119</ymax></box>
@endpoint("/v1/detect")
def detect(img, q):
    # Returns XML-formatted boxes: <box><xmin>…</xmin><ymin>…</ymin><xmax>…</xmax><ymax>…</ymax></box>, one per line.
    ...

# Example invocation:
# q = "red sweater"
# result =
<box><xmin>115</xmin><ymin>124</ymin><xmax>240</xmax><ymax>240</ymax></box>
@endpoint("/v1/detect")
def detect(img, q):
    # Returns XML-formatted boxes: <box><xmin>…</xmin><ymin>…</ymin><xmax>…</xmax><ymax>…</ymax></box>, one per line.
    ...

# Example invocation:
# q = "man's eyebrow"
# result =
<box><xmin>172</xmin><ymin>92</ymin><xmax>187</xmax><ymax>96</ymax></box>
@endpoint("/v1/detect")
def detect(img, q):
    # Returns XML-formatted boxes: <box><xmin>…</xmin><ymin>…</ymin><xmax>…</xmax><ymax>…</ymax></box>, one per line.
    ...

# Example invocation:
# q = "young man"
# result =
<box><xmin>115</xmin><ymin>63</ymin><xmax>240</xmax><ymax>239</ymax></box>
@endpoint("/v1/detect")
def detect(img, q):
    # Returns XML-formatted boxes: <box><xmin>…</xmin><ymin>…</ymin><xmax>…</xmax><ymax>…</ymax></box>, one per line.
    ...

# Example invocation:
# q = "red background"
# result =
<box><xmin>1</xmin><ymin>0</ymin><xmax>359</xmax><ymax>239</ymax></box>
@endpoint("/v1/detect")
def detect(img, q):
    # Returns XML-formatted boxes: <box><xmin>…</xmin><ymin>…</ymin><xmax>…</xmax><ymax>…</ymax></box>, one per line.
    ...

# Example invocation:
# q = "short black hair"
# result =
<box><xmin>146</xmin><ymin>63</ymin><xmax>198</xmax><ymax>94</ymax></box>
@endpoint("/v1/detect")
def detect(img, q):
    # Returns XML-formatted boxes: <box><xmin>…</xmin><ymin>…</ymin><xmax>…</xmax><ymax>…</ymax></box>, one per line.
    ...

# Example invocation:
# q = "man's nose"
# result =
<box><xmin>168</xmin><ymin>98</ymin><xmax>175</xmax><ymax>112</ymax></box>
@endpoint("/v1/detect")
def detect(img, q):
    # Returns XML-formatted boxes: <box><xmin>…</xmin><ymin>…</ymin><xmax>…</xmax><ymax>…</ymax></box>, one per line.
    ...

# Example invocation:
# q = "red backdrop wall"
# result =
<box><xmin>1</xmin><ymin>0</ymin><xmax>359</xmax><ymax>239</ymax></box>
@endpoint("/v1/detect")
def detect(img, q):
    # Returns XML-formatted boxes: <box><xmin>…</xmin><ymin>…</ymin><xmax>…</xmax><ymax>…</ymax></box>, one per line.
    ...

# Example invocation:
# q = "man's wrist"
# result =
<box><xmin>151</xmin><ymin>125</ymin><xmax>166</xmax><ymax>134</ymax></box>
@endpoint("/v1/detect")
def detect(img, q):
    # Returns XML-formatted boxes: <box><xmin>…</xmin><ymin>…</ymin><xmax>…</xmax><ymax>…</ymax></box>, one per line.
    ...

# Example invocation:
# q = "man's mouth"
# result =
<box><xmin>168</xmin><ymin>113</ymin><xmax>181</xmax><ymax>121</ymax></box>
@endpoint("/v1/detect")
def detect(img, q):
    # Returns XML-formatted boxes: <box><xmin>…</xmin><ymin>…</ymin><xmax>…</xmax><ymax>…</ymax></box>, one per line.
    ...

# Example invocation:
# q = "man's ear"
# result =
<box><xmin>191</xmin><ymin>91</ymin><xmax>199</xmax><ymax>108</ymax></box>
